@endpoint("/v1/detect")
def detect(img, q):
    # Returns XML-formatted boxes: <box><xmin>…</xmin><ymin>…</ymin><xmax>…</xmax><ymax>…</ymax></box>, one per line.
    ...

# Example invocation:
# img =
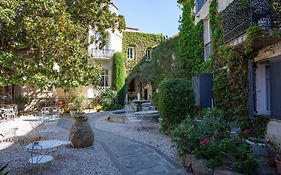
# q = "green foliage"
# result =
<box><xmin>122</xmin><ymin>31</ymin><xmax>165</xmax><ymax>73</ymax></box>
<box><xmin>251</xmin><ymin>117</ymin><xmax>270</xmax><ymax>139</ymax></box>
<box><xmin>112</xmin><ymin>52</ymin><xmax>126</xmax><ymax>105</ymax></box>
<box><xmin>173</xmin><ymin>108</ymin><xmax>256</xmax><ymax>173</ymax></box>
<box><xmin>0</xmin><ymin>0</ymin><xmax>125</xmax><ymax>88</ymax></box>
<box><xmin>100</xmin><ymin>90</ymin><xmax>122</xmax><ymax>111</ymax></box>
<box><xmin>210</xmin><ymin>0</ymin><xmax>250</xmax><ymax>126</ymax></box>
<box><xmin>198</xmin><ymin>108</ymin><xmax>229</xmax><ymax>140</ymax></box>
<box><xmin>209</xmin><ymin>0</ymin><xmax>224</xmax><ymax>50</ymax></box>
<box><xmin>178</xmin><ymin>2</ymin><xmax>211</xmax><ymax>79</ymax></box>
<box><xmin>172</xmin><ymin>117</ymin><xmax>199</xmax><ymax>154</ymax></box>
<box><xmin>69</xmin><ymin>95</ymin><xmax>85</xmax><ymax>111</ymax></box>
<box><xmin>138</xmin><ymin>37</ymin><xmax>183</xmax><ymax>89</ymax></box>
<box><xmin>158</xmin><ymin>78</ymin><xmax>194</xmax><ymax>132</ymax></box>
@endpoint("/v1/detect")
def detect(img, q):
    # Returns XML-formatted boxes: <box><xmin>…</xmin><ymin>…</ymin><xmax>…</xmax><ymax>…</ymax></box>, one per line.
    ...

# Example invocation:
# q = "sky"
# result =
<box><xmin>112</xmin><ymin>0</ymin><xmax>182</xmax><ymax>37</ymax></box>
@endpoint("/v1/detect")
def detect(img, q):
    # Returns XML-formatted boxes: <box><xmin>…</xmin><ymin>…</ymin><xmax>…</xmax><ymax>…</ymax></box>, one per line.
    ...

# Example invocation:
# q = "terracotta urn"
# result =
<box><xmin>69</xmin><ymin>115</ymin><xmax>94</xmax><ymax>148</ymax></box>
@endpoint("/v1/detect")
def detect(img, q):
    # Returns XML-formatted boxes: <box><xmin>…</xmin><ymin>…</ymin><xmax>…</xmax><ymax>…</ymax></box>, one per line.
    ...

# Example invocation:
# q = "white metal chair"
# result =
<box><xmin>19</xmin><ymin>138</ymin><xmax>53</xmax><ymax>173</ymax></box>
<box><xmin>141</xmin><ymin>102</ymin><xmax>152</xmax><ymax>111</ymax></box>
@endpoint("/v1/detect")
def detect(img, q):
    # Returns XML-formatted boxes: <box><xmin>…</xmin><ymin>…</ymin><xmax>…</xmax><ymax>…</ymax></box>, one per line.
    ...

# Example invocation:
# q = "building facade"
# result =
<box><xmin>195</xmin><ymin>0</ymin><xmax>281</xmax><ymax>144</ymax></box>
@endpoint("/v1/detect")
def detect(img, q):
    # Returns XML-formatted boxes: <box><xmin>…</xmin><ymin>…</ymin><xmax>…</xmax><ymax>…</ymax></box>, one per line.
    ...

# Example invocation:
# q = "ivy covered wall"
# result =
<box><xmin>178</xmin><ymin>0</ymin><xmax>211</xmax><ymax>79</ymax></box>
<box><xmin>138</xmin><ymin>36</ymin><xmax>182</xmax><ymax>89</ymax></box>
<box><xmin>122</xmin><ymin>31</ymin><xmax>165</xmax><ymax>74</ymax></box>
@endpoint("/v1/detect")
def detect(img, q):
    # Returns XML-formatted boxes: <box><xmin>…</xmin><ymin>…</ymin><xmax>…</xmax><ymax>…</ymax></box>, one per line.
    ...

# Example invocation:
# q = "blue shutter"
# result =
<box><xmin>270</xmin><ymin>58</ymin><xmax>281</xmax><ymax>119</ymax></box>
<box><xmin>248</xmin><ymin>59</ymin><xmax>255</xmax><ymax>118</ymax></box>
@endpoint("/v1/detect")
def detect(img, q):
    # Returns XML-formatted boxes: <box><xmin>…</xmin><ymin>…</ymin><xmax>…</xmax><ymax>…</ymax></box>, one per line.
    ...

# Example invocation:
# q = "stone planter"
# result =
<box><xmin>69</xmin><ymin>115</ymin><xmax>94</xmax><ymax>148</ymax></box>
<box><xmin>69</xmin><ymin>109</ymin><xmax>77</xmax><ymax>117</ymax></box>
<box><xmin>245</xmin><ymin>139</ymin><xmax>267</xmax><ymax>156</ymax></box>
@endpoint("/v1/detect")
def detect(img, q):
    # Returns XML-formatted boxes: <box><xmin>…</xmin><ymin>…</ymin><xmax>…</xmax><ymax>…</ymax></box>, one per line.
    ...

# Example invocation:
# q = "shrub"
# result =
<box><xmin>172</xmin><ymin>108</ymin><xmax>256</xmax><ymax>173</ymax></box>
<box><xmin>172</xmin><ymin>117</ymin><xmax>199</xmax><ymax>155</ymax></box>
<box><xmin>69</xmin><ymin>95</ymin><xmax>85</xmax><ymax>111</ymax></box>
<box><xmin>198</xmin><ymin>108</ymin><xmax>229</xmax><ymax>141</ymax></box>
<box><xmin>158</xmin><ymin>78</ymin><xmax>195</xmax><ymax>132</ymax></box>
<box><xmin>100</xmin><ymin>90</ymin><xmax>123</xmax><ymax>110</ymax></box>
<box><xmin>112</xmin><ymin>52</ymin><xmax>126</xmax><ymax>106</ymax></box>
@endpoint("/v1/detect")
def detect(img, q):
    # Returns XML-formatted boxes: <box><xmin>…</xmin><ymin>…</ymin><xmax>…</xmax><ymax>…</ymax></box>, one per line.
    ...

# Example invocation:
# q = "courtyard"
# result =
<box><xmin>0</xmin><ymin>112</ymin><xmax>184</xmax><ymax>175</ymax></box>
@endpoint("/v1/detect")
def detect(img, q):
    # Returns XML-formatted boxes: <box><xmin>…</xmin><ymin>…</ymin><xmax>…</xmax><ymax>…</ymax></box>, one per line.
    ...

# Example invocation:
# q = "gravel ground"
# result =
<box><xmin>0</xmin><ymin>114</ymin><xmax>181</xmax><ymax>175</ymax></box>
<box><xmin>95</xmin><ymin>115</ymin><xmax>181</xmax><ymax>163</ymax></box>
<box><xmin>0</xmin><ymin>117</ymin><xmax>121</xmax><ymax>175</ymax></box>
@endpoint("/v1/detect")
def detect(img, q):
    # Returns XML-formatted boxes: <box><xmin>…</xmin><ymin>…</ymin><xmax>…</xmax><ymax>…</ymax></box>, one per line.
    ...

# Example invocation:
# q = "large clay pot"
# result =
<box><xmin>69</xmin><ymin>116</ymin><xmax>94</xmax><ymax>148</ymax></box>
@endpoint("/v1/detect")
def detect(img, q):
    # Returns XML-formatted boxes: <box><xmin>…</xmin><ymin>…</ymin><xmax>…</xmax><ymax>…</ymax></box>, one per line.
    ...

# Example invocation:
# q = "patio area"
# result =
<box><xmin>0</xmin><ymin>115</ymin><xmax>121</xmax><ymax>175</ymax></box>
<box><xmin>0</xmin><ymin>112</ymin><xmax>184</xmax><ymax>175</ymax></box>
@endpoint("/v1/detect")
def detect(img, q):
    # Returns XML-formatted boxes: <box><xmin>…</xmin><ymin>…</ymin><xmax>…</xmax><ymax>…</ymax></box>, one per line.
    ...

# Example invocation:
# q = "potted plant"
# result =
<box><xmin>68</xmin><ymin>102</ymin><xmax>78</xmax><ymax>117</ymax></box>
<box><xmin>68</xmin><ymin>95</ymin><xmax>85</xmax><ymax>117</ymax></box>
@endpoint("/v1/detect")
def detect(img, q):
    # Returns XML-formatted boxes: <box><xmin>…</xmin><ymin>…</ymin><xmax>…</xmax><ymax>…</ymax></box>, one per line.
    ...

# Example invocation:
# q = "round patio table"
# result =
<box><xmin>132</xmin><ymin>100</ymin><xmax>151</xmax><ymax>111</ymax></box>
<box><xmin>26</xmin><ymin>140</ymin><xmax>69</xmax><ymax>153</ymax></box>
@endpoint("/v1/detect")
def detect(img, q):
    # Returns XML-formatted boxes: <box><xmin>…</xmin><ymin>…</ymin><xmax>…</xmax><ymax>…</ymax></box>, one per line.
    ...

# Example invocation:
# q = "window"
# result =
<box><xmin>100</xmin><ymin>69</ymin><xmax>109</xmax><ymax>87</ymax></box>
<box><xmin>145</xmin><ymin>49</ymin><xmax>152</xmax><ymax>61</ymax></box>
<box><xmin>127</xmin><ymin>47</ymin><xmax>134</xmax><ymax>59</ymax></box>
<box><xmin>195</xmin><ymin>0</ymin><xmax>207</xmax><ymax>14</ymax></box>
<box><xmin>204</xmin><ymin>18</ymin><xmax>211</xmax><ymax>61</ymax></box>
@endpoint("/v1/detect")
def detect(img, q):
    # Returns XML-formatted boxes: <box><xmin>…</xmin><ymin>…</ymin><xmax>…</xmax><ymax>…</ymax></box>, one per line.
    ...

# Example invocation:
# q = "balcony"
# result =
<box><xmin>222</xmin><ymin>0</ymin><xmax>281</xmax><ymax>44</ymax></box>
<box><xmin>91</xmin><ymin>49</ymin><xmax>114</xmax><ymax>59</ymax></box>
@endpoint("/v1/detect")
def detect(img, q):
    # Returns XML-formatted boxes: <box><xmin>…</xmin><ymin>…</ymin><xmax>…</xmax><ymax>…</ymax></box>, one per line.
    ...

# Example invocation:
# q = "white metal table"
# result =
<box><xmin>26</xmin><ymin>140</ymin><xmax>70</xmax><ymax>154</ymax></box>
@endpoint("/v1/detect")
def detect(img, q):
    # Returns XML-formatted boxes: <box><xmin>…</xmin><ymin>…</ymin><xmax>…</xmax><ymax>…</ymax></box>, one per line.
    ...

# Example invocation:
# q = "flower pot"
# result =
<box><xmin>70</xmin><ymin>109</ymin><xmax>77</xmax><ymax>117</ymax></box>
<box><xmin>69</xmin><ymin>115</ymin><xmax>94</xmax><ymax>148</ymax></box>
<box><xmin>276</xmin><ymin>159</ymin><xmax>281</xmax><ymax>175</ymax></box>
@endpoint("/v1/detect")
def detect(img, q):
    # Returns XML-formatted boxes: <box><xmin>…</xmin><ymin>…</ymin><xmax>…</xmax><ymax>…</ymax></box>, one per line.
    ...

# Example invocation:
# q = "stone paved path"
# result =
<box><xmin>58</xmin><ymin>112</ymin><xmax>186</xmax><ymax>175</ymax></box>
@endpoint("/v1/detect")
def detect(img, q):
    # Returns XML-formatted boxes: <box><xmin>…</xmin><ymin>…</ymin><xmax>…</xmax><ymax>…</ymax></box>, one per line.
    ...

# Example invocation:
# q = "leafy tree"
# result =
<box><xmin>0</xmin><ymin>0</ymin><xmax>125</xmax><ymax>89</ymax></box>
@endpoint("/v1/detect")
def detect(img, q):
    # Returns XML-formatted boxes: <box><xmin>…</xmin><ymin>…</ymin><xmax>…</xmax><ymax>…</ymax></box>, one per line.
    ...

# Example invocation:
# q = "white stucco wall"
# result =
<box><xmin>267</xmin><ymin>120</ymin><xmax>281</xmax><ymax>146</ymax></box>
<box><xmin>107</xmin><ymin>29</ymin><xmax>123</xmax><ymax>52</ymax></box>
<box><xmin>217</xmin><ymin>0</ymin><xmax>234</xmax><ymax>12</ymax></box>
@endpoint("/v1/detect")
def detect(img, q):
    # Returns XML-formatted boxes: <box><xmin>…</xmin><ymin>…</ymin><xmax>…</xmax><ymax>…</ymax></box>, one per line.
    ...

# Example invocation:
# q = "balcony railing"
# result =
<box><xmin>91</xmin><ymin>49</ymin><xmax>114</xmax><ymax>59</ymax></box>
<box><xmin>222</xmin><ymin>0</ymin><xmax>281</xmax><ymax>43</ymax></box>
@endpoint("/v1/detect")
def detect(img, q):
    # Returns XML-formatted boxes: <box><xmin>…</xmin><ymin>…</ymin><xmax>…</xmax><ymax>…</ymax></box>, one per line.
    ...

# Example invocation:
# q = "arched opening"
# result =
<box><xmin>127</xmin><ymin>76</ymin><xmax>152</xmax><ymax>101</ymax></box>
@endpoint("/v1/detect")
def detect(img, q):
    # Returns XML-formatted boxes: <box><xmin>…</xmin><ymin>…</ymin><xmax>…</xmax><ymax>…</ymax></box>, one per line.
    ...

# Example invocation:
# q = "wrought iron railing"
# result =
<box><xmin>91</xmin><ymin>49</ymin><xmax>114</xmax><ymax>59</ymax></box>
<box><xmin>222</xmin><ymin>0</ymin><xmax>281</xmax><ymax>43</ymax></box>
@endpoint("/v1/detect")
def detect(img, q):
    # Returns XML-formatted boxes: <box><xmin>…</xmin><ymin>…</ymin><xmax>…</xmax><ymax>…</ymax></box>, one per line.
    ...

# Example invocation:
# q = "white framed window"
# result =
<box><xmin>127</xmin><ymin>47</ymin><xmax>134</xmax><ymax>59</ymax></box>
<box><xmin>145</xmin><ymin>49</ymin><xmax>152</xmax><ymax>61</ymax></box>
<box><xmin>100</xmin><ymin>69</ymin><xmax>109</xmax><ymax>87</ymax></box>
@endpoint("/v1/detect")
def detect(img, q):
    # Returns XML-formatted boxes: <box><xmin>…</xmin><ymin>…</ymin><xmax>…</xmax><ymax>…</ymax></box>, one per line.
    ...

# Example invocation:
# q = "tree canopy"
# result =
<box><xmin>0</xmin><ymin>0</ymin><xmax>125</xmax><ymax>88</ymax></box>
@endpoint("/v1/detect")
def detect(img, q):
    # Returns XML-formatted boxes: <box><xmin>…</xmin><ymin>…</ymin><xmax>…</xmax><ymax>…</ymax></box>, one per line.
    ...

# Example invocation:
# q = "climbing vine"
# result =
<box><xmin>210</xmin><ymin>0</ymin><xmax>250</xmax><ymax>125</ymax></box>
<box><xmin>178</xmin><ymin>1</ymin><xmax>211</xmax><ymax>79</ymax></box>
<box><xmin>122</xmin><ymin>31</ymin><xmax>165</xmax><ymax>74</ymax></box>
<box><xmin>138</xmin><ymin>36</ymin><xmax>182</xmax><ymax>89</ymax></box>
